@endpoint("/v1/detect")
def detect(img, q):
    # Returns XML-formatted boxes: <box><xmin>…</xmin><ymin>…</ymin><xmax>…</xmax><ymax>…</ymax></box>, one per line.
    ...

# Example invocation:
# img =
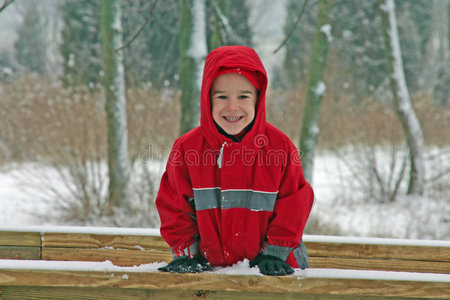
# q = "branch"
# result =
<box><xmin>115</xmin><ymin>0</ymin><xmax>159</xmax><ymax>52</ymax></box>
<box><xmin>273</xmin><ymin>0</ymin><xmax>309</xmax><ymax>54</ymax></box>
<box><xmin>0</xmin><ymin>0</ymin><xmax>16</xmax><ymax>13</ymax></box>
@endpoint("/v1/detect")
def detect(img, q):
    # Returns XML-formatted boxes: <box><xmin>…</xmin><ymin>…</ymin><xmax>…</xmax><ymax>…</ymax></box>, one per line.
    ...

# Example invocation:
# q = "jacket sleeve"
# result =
<box><xmin>262</xmin><ymin>139</ymin><xmax>314</xmax><ymax>261</ymax></box>
<box><xmin>155</xmin><ymin>139</ymin><xmax>199</xmax><ymax>258</ymax></box>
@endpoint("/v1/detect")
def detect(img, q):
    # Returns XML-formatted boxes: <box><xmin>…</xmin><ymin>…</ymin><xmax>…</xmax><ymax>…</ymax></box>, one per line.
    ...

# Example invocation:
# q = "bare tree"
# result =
<box><xmin>379</xmin><ymin>0</ymin><xmax>425</xmax><ymax>195</ymax></box>
<box><xmin>100</xmin><ymin>0</ymin><xmax>131</xmax><ymax>212</ymax></box>
<box><xmin>0</xmin><ymin>0</ymin><xmax>15</xmax><ymax>13</ymax></box>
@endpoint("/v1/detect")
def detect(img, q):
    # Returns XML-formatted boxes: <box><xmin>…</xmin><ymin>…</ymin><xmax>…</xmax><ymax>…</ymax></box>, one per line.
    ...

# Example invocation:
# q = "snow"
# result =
<box><xmin>211</xmin><ymin>259</ymin><xmax>262</xmax><ymax>276</ymax></box>
<box><xmin>0</xmin><ymin>146</ymin><xmax>448</xmax><ymax>240</ymax></box>
<box><xmin>313</xmin><ymin>81</ymin><xmax>326</xmax><ymax>98</ymax></box>
<box><xmin>0</xmin><ymin>259</ymin><xmax>164</xmax><ymax>273</ymax></box>
<box><xmin>304</xmin><ymin>235</ymin><xmax>450</xmax><ymax>247</ymax></box>
<box><xmin>0</xmin><ymin>259</ymin><xmax>448</xmax><ymax>283</ymax></box>
<box><xmin>1</xmin><ymin>224</ymin><xmax>448</xmax><ymax>248</ymax></box>
<box><xmin>320</xmin><ymin>24</ymin><xmax>333</xmax><ymax>42</ymax></box>
<box><xmin>0</xmin><ymin>225</ymin><xmax>160</xmax><ymax>236</ymax></box>
<box><xmin>295</xmin><ymin>268</ymin><xmax>450</xmax><ymax>283</ymax></box>
<box><xmin>310</xmin><ymin>147</ymin><xmax>449</xmax><ymax>240</ymax></box>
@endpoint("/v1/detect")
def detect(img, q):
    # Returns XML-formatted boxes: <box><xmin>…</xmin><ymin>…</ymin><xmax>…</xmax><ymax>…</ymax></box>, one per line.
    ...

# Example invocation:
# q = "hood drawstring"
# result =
<box><xmin>217</xmin><ymin>142</ymin><xmax>227</xmax><ymax>169</ymax></box>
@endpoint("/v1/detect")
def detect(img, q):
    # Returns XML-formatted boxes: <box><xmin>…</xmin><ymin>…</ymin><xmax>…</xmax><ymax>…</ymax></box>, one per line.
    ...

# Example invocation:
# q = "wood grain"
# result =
<box><xmin>305</xmin><ymin>242</ymin><xmax>450</xmax><ymax>262</ymax></box>
<box><xmin>41</xmin><ymin>247</ymin><xmax>172</xmax><ymax>266</ymax></box>
<box><xmin>42</xmin><ymin>233</ymin><xmax>168</xmax><ymax>250</ymax></box>
<box><xmin>0</xmin><ymin>232</ymin><xmax>41</xmax><ymax>247</ymax></box>
<box><xmin>0</xmin><ymin>246</ymin><xmax>40</xmax><ymax>260</ymax></box>
<box><xmin>309</xmin><ymin>256</ymin><xmax>450</xmax><ymax>274</ymax></box>
<box><xmin>0</xmin><ymin>286</ymin><xmax>431</xmax><ymax>300</ymax></box>
<box><xmin>0</xmin><ymin>269</ymin><xmax>448</xmax><ymax>298</ymax></box>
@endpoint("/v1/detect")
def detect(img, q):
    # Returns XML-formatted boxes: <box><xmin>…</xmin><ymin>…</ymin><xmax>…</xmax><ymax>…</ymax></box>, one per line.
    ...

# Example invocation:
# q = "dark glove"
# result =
<box><xmin>158</xmin><ymin>255</ymin><xmax>212</xmax><ymax>273</ymax></box>
<box><xmin>249</xmin><ymin>254</ymin><xmax>294</xmax><ymax>276</ymax></box>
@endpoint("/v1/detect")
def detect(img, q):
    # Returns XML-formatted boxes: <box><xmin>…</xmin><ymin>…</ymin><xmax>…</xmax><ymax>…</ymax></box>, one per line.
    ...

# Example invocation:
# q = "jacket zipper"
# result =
<box><xmin>217</xmin><ymin>142</ymin><xmax>227</xmax><ymax>168</ymax></box>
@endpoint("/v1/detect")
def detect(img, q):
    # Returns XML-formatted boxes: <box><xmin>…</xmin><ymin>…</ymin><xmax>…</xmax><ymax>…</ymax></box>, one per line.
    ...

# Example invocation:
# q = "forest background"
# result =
<box><xmin>0</xmin><ymin>0</ymin><xmax>449</xmax><ymax>240</ymax></box>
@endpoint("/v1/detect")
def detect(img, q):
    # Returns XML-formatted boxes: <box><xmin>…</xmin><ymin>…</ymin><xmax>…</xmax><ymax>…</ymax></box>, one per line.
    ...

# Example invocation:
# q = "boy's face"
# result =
<box><xmin>210</xmin><ymin>73</ymin><xmax>257</xmax><ymax>136</ymax></box>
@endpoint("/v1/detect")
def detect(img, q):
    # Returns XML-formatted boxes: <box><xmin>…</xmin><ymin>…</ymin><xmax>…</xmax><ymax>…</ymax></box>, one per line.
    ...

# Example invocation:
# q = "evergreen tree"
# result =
<box><xmin>284</xmin><ymin>0</ymin><xmax>438</xmax><ymax>100</ymax></box>
<box><xmin>59</xmin><ymin>0</ymin><xmax>101</xmax><ymax>88</ymax></box>
<box><xmin>14</xmin><ymin>4</ymin><xmax>46</xmax><ymax>74</ymax></box>
<box><xmin>283</xmin><ymin>0</ymin><xmax>318</xmax><ymax>88</ymax></box>
<box><xmin>206</xmin><ymin>0</ymin><xmax>252</xmax><ymax>51</ymax></box>
<box><xmin>121</xmin><ymin>0</ymin><xmax>180</xmax><ymax>87</ymax></box>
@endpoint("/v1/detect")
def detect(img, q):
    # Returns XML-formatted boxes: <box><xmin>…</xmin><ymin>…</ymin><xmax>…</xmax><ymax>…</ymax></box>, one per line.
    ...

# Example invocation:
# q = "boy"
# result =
<box><xmin>156</xmin><ymin>46</ymin><xmax>314</xmax><ymax>276</ymax></box>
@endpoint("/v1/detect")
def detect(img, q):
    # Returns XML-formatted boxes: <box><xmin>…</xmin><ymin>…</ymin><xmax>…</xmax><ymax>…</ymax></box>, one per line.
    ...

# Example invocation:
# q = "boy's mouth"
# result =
<box><xmin>223</xmin><ymin>116</ymin><xmax>243</xmax><ymax>123</ymax></box>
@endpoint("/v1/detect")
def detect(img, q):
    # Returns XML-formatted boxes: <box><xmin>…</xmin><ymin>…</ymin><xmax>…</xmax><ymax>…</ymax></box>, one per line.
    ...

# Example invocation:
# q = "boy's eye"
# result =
<box><xmin>239</xmin><ymin>95</ymin><xmax>249</xmax><ymax>100</ymax></box>
<box><xmin>217</xmin><ymin>95</ymin><xmax>227</xmax><ymax>100</ymax></box>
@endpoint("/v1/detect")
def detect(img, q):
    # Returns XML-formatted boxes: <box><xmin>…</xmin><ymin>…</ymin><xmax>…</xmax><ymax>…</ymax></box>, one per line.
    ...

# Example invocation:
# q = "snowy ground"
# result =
<box><xmin>0</xmin><ymin>147</ymin><xmax>449</xmax><ymax>240</ymax></box>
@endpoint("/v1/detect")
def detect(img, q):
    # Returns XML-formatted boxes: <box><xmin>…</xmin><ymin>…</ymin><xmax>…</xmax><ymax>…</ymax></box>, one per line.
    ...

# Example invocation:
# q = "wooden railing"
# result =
<box><xmin>0</xmin><ymin>226</ymin><xmax>449</xmax><ymax>299</ymax></box>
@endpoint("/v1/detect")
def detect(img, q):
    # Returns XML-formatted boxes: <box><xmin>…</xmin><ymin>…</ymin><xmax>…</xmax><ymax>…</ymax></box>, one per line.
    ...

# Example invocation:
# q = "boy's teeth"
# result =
<box><xmin>225</xmin><ymin>116</ymin><xmax>241</xmax><ymax>121</ymax></box>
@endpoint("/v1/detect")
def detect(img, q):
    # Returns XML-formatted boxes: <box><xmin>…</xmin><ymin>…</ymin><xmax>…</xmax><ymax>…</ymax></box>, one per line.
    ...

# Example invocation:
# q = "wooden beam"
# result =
<box><xmin>305</xmin><ymin>242</ymin><xmax>450</xmax><ymax>262</ymax></box>
<box><xmin>38</xmin><ymin>247</ymin><xmax>449</xmax><ymax>274</ymax></box>
<box><xmin>0</xmin><ymin>246</ymin><xmax>40</xmax><ymax>260</ymax></box>
<box><xmin>0</xmin><ymin>232</ymin><xmax>41</xmax><ymax>247</ymax></box>
<box><xmin>42</xmin><ymin>233</ymin><xmax>168</xmax><ymax>250</ymax></box>
<box><xmin>0</xmin><ymin>286</ymin><xmax>428</xmax><ymax>300</ymax></box>
<box><xmin>41</xmin><ymin>248</ymin><xmax>172</xmax><ymax>266</ymax></box>
<box><xmin>309</xmin><ymin>257</ymin><xmax>450</xmax><ymax>274</ymax></box>
<box><xmin>0</xmin><ymin>269</ymin><xmax>448</xmax><ymax>298</ymax></box>
<box><xmin>0</xmin><ymin>286</ymin><xmax>149</xmax><ymax>300</ymax></box>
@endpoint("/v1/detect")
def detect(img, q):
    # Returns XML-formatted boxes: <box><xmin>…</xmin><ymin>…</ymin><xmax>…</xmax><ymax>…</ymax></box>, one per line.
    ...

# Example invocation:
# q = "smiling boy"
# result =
<box><xmin>211</xmin><ymin>71</ymin><xmax>257</xmax><ymax>136</ymax></box>
<box><xmin>156</xmin><ymin>46</ymin><xmax>314</xmax><ymax>276</ymax></box>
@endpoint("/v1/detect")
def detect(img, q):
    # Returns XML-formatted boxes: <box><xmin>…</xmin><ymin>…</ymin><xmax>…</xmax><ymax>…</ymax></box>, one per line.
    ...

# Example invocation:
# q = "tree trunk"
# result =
<box><xmin>179</xmin><ymin>0</ymin><xmax>207</xmax><ymax>135</ymax></box>
<box><xmin>100</xmin><ymin>0</ymin><xmax>131</xmax><ymax>212</ymax></box>
<box><xmin>298</xmin><ymin>0</ymin><xmax>334</xmax><ymax>183</ymax></box>
<box><xmin>379</xmin><ymin>0</ymin><xmax>425</xmax><ymax>196</ymax></box>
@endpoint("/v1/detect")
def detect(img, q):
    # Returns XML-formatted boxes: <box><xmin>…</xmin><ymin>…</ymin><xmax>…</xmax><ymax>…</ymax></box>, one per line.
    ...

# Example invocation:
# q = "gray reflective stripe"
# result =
<box><xmin>293</xmin><ymin>240</ymin><xmax>309</xmax><ymax>269</ymax></box>
<box><xmin>193</xmin><ymin>188</ymin><xmax>277</xmax><ymax>211</ymax></box>
<box><xmin>193</xmin><ymin>188</ymin><xmax>221</xmax><ymax>210</ymax></box>
<box><xmin>222</xmin><ymin>190</ymin><xmax>277</xmax><ymax>211</ymax></box>
<box><xmin>263</xmin><ymin>244</ymin><xmax>291</xmax><ymax>261</ymax></box>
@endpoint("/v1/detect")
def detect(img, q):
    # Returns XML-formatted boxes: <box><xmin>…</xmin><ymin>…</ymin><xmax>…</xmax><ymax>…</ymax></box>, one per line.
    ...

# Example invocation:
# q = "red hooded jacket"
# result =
<box><xmin>156</xmin><ymin>46</ymin><xmax>314</xmax><ymax>268</ymax></box>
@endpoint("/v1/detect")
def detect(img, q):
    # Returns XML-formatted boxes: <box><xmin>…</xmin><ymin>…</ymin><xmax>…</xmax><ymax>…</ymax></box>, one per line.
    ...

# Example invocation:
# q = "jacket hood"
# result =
<box><xmin>200</xmin><ymin>46</ymin><xmax>268</xmax><ymax>148</ymax></box>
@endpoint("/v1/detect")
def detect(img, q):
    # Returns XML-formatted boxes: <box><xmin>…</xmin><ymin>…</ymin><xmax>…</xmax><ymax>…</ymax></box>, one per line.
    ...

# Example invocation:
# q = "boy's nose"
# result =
<box><xmin>226</xmin><ymin>98</ymin><xmax>240</xmax><ymax>110</ymax></box>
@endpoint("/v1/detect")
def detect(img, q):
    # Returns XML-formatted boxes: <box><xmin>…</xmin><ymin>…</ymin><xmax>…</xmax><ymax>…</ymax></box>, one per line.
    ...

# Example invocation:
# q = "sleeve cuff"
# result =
<box><xmin>171</xmin><ymin>240</ymin><xmax>199</xmax><ymax>258</ymax></box>
<box><xmin>261</xmin><ymin>243</ymin><xmax>292</xmax><ymax>261</ymax></box>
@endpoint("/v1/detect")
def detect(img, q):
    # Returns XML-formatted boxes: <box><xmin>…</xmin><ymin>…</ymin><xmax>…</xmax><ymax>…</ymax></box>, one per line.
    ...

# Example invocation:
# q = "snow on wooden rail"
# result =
<box><xmin>0</xmin><ymin>225</ymin><xmax>449</xmax><ymax>299</ymax></box>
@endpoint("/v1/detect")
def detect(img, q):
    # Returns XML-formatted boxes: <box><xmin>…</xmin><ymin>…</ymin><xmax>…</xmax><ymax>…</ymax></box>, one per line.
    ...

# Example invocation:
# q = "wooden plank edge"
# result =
<box><xmin>0</xmin><ymin>268</ymin><xmax>448</xmax><ymax>299</ymax></box>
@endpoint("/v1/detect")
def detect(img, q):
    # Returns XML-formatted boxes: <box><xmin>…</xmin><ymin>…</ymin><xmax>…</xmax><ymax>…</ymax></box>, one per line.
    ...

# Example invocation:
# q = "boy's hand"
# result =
<box><xmin>158</xmin><ymin>255</ymin><xmax>212</xmax><ymax>273</ymax></box>
<box><xmin>250</xmin><ymin>254</ymin><xmax>294</xmax><ymax>276</ymax></box>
